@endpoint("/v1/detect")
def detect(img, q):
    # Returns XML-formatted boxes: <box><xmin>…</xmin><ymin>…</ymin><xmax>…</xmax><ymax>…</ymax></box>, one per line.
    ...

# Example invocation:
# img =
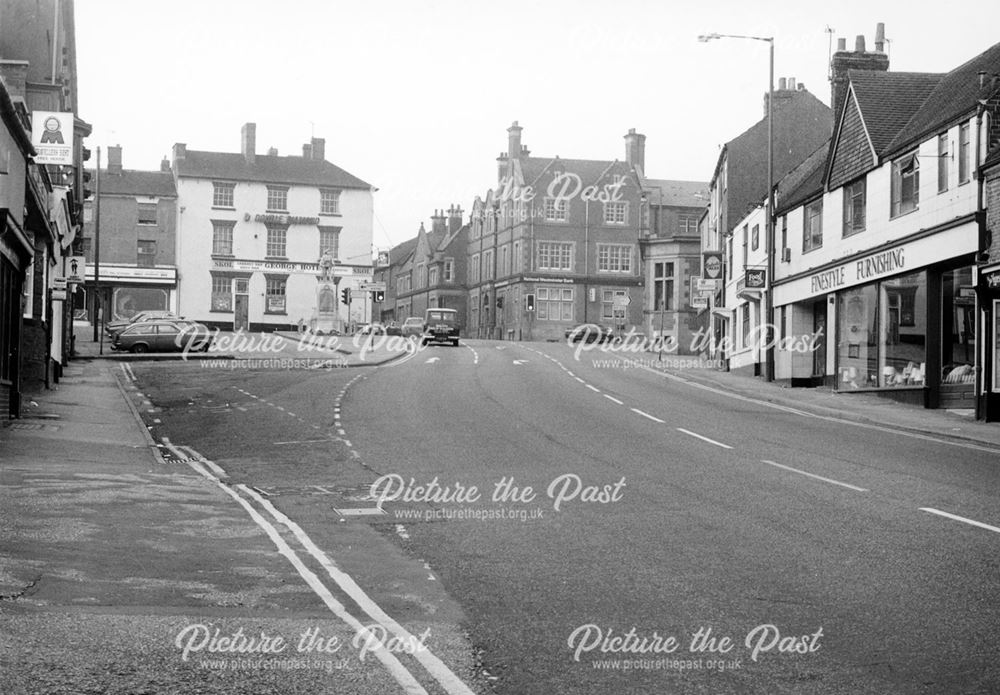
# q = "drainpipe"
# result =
<box><xmin>974</xmin><ymin>101</ymin><xmax>987</xmax><ymax>420</ymax></box>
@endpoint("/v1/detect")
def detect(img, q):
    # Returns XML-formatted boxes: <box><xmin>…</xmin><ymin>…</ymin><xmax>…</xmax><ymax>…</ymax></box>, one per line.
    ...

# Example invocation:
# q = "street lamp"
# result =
<box><xmin>699</xmin><ymin>32</ymin><xmax>775</xmax><ymax>382</ymax></box>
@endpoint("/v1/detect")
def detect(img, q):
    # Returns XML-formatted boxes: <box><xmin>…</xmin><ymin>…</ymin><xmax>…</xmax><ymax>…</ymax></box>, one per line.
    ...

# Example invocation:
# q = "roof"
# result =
<box><xmin>642</xmin><ymin>179</ymin><xmax>709</xmax><ymax>208</ymax></box>
<box><xmin>776</xmin><ymin>142</ymin><xmax>828</xmax><ymax>214</ymax></box>
<box><xmin>174</xmin><ymin>150</ymin><xmax>372</xmax><ymax>189</ymax></box>
<box><xmin>93</xmin><ymin>169</ymin><xmax>176</xmax><ymax>197</ymax></box>
<box><xmin>885</xmin><ymin>41</ymin><xmax>1000</xmax><ymax>155</ymax></box>
<box><xmin>387</xmin><ymin>236</ymin><xmax>419</xmax><ymax>268</ymax></box>
<box><xmin>848</xmin><ymin>70</ymin><xmax>940</xmax><ymax>155</ymax></box>
<box><xmin>519</xmin><ymin>156</ymin><xmax>633</xmax><ymax>188</ymax></box>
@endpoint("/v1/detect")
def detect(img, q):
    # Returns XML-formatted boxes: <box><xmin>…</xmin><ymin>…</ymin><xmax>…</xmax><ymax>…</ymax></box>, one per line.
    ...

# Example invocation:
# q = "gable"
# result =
<box><xmin>827</xmin><ymin>89</ymin><xmax>875</xmax><ymax>190</ymax></box>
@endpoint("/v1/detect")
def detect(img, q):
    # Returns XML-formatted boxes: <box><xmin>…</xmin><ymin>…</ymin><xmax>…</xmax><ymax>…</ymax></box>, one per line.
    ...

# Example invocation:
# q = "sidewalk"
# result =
<box><xmin>68</xmin><ymin>321</ymin><xmax>406</xmax><ymax>367</ymax></box>
<box><xmin>646</xmin><ymin>358</ymin><xmax>1000</xmax><ymax>449</ymax></box>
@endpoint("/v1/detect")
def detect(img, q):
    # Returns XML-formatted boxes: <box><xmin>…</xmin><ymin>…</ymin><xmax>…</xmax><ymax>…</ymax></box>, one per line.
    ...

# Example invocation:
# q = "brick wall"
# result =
<box><xmin>985</xmin><ymin>167</ymin><xmax>1000</xmax><ymax>261</ymax></box>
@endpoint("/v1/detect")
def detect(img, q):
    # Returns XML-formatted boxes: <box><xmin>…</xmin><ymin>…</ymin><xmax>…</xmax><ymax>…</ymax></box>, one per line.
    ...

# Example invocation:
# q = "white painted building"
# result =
<box><xmin>172</xmin><ymin>123</ymin><xmax>375</xmax><ymax>332</ymax></box>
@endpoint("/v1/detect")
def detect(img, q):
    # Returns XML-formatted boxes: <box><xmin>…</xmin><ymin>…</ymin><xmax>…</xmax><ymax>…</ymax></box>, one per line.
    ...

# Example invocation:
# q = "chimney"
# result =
<box><xmin>160</xmin><ymin>157</ymin><xmax>171</xmax><ymax>172</ymax></box>
<box><xmin>874</xmin><ymin>23</ymin><xmax>885</xmax><ymax>52</ymax></box>
<box><xmin>624</xmin><ymin>128</ymin><xmax>646</xmax><ymax>172</ymax></box>
<box><xmin>497</xmin><ymin>152</ymin><xmax>509</xmax><ymax>183</ymax></box>
<box><xmin>448</xmin><ymin>204</ymin><xmax>464</xmax><ymax>233</ymax></box>
<box><xmin>241</xmin><ymin>122</ymin><xmax>256</xmax><ymax>165</ymax></box>
<box><xmin>778</xmin><ymin>77</ymin><xmax>787</xmax><ymax>91</ymax></box>
<box><xmin>172</xmin><ymin>142</ymin><xmax>186</xmax><ymax>165</ymax></box>
<box><xmin>267</xmin><ymin>147</ymin><xmax>278</xmax><ymax>156</ymax></box>
<box><xmin>107</xmin><ymin>144</ymin><xmax>123</xmax><ymax>175</ymax></box>
<box><xmin>311</xmin><ymin>137</ymin><xmax>325</xmax><ymax>161</ymax></box>
<box><xmin>788</xmin><ymin>77</ymin><xmax>796</xmax><ymax>90</ymax></box>
<box><xmin>302</xmin><ymin>143</ymin><xmax>313</xmax><ymax>159</ymax></box>
<box><xmin>430</xmin><ymin>209</ymin><xmax>447</xmax><ymax>235</ymax></box>
<box><xmin>830</xmin><ymin>24</ymin><xmax>889</xmax><ymax>121</ymax></box>
<box><xmin>507</xmin><ymin>121</ymin><xmax>523</xmax><ymax>159</ymax></box>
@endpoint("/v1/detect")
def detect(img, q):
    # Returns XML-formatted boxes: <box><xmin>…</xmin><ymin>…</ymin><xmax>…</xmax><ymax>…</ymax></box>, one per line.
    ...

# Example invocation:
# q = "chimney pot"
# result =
<box><xmin>172</xmin><ymin>143</ymin><xmax>187</xmax><ymax>163</ymax></box>
<box><xmin>160</xmin><ymin>157</ymin><xmax>171</xmax><ymax>172</ymax></box>
<box><xmin>303</xmin><ymin>144</ymin><xmax>312</xmax><ymax>159</ymax></box>
<box><xmin>788</xmin><ymin>77</ymin><xmax>796</xmax><ymax>90</ymax></box>
<box><xmin>267</xmin><ymin>146</ymin><xmax>278</xmax><ymax>156</ymax></box>
<box><xmin>875</xmin><ymin>22</ymin><xmax>885</xmax><ymax>52</ymax></box>
<box><xmin>507</xmin><ymin>121</ymin><xmax>523</xmax><ymax>159</ymax></box>
<box><xmin>107</xmin><ymin>144</ymin><xmax>123</xmax><ymax>175</ymax></box>
<box><xmin>837</xmin><ymin>37</ymin><xmax>846</xmax><ymax>51</ymax></box>
<box><xmin>855</xmin><ymin>35</ymin><xmax>865</xmax><ymax>52</ymax></box>
<box><xmin>778</xmin><ymin>77</ymin><xmax>787</xmax><ymax>90</ymax></box>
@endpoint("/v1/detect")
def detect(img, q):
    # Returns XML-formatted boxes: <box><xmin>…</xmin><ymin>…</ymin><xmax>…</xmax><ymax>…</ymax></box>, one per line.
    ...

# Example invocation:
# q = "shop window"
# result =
<box><xmin>265</xmin><ymin>275</ymin><xmax>287</xmax><ymax>314</ymax></box>
<box><xmin>942</xmin><ymin>267</ymin><xmax>976</xmax><ymax>385</ymax></box>
<box><xmin>536</xmin><ymin>287</ymin><xmax>573</xmax><ymax>321</ymax></box>
<box><xmin>211</xmin><ymin>274</ymin><xmax>233</xmax><ymax>312</ymax></box>
<box><xmin>891</xmin><ymin>152</ymin><xmax>919</xmax><ymax>217</ymax></box>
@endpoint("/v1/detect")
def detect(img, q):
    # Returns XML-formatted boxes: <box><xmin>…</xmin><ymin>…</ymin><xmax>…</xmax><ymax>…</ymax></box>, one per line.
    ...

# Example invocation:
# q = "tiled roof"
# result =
<box><xmin>848</xmin><ymin>70</ymin><xmax>940</xmax><ymax>155</ymax></box>
<box><xmin>91</xmin><ymin>169</ymin><xmax>176</xmax><ymax>197</ymax></box>
<box><xmin>387</xmin><ymin>237</ymin><xmax>419</xmax><ymax>268</ymax></box>
<box><xmin>885</xmin><ymin>42</ymin><xmax>1000</xmax><ymax>156</ymax></box>
<box><xmin>642</xmin><ymin>178</ymin><xmax>709</xmax><ymax>208</ymax></box>
<box><xmin>519</xmin><ymin>157</ymin><xmax>633</xmax><ymax>187</ymax></box>
<box><xmin>775</xmin><ymin>142</ymin><xmax>828</xmax><ymax>214</ymax></box>
<box><xmin>174</xmin><ymin>150</ymin><xmax>372</xmax><ymax>189</ymax></box>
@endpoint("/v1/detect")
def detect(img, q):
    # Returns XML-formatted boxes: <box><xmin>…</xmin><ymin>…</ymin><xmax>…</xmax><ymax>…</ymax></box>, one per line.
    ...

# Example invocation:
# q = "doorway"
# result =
<box><xmin>234</xmin><ymin>278</ymin><xmax>249</xmax><ymax>331</ymax></box>
<box><xmin>812</xmin><ymin>299</ymin><xmax>827</xmax><ymax>381</ymax></box>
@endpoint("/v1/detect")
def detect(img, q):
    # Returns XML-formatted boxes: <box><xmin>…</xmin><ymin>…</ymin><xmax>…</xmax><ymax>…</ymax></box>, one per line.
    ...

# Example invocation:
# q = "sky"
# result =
<box><xmin>75</xmin><ymin>0</ymin><xmax>1000</xmax><ymax>251</ymax></box>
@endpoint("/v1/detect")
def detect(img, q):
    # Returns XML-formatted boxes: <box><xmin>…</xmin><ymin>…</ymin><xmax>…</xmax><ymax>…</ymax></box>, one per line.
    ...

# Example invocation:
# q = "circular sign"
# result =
<box><xmin>704</xmin><ymin>255</ymin><xmax>722</xmax><ymax>279</ymax></box>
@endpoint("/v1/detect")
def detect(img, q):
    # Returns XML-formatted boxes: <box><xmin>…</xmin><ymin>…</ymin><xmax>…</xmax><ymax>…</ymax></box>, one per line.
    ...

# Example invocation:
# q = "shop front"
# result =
<box><xmin>774</xmin><ymin>222</ymin><xmax>978</xmax><ymax>408</ymax></box>
<box><xmin>978</xmin><ymin>263</ymin><xmax>1000</xmax><ymax>421</ymax></box>
<box><xmin>81</xmin><ymin>264</ymin><xmax>177</xmax><ymax>322</ymax></box>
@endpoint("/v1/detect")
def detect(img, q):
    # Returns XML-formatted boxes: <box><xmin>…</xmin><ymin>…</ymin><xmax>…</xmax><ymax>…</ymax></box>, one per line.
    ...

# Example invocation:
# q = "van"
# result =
<box><xmin>422</xmin><ymin>308</ymin><xmax>460</xmax><ymax>346</ymax></box>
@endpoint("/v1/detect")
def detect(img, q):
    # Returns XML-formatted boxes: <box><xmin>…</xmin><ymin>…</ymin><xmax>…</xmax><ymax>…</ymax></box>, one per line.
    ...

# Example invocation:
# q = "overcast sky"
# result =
<box><xmin>75</xmin><ymin>0</ymin><xmax>1000</xmax><ymax>251</ymax></box>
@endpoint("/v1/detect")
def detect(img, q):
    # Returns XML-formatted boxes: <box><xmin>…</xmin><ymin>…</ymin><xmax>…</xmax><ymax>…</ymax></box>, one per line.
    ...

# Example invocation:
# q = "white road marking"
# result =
<box><xmin>631</xmin><ymin>408</ymin><xmax>665</xmax><ymax>424</ymax></box>
<box><xmin>335</xmin><ymin>507</ymin><xmax>387</xmax><ymax>516</ymax></box>
<box><xmin>760</xmin><ymin>460</ymin><xmax>868</xmax><ymax>492</ymax></box>
<box><xmin>462</xmin><ymin>343</ymin><xmax>479</xmax><ymax>364</ymax></box>
<box><xmin>574</xmin><ymin>377</ymin><xmax>585</xmax><ymax>384</ymax></box>
<box><xmin>513</xmin><ymin>360</ymin><xmax>528</xmax><ymax>365</ymax></box>
<box><xmin>677</xmin><ymin>428</ymin><xmax>732</xmax><ymax>449</ymax></box>
<box><xmin>425</xmin><ymin>357</ymin><xmax>440</xmax><ymax>364</ymax></box>
<box><xmin>273</xmin><ymin>439</ymin><xmax>331</xmax><ymax>445</ymax></box>
<box><xmin>919</xmin><ymin>507</ymin><xmax>1000</xmax><ymax>534</ymax></box>
<box><xmin>586</xmin><ymin>384</ymin><xmax>600</xmax><ymax>392</ymax></box>
<box><xmin>604</xmin><ymin>395</ymin><xmax>624</xmax><ymax>405</ymax></box>
<box><xmin>240</xmin><ymin>486</ymin><xmax>477</xmax><ymax>694</ymax></box>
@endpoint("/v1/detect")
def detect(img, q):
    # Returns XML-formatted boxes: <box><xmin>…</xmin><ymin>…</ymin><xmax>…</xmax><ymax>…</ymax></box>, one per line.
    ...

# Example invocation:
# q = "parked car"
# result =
<box><xmin>385</xmin><ymin>321</ymin><xmax>402</xmax><ymax>336</ymax></box>
<box><xmin>357</xmin><ymin>322</ymin><xmax>387</xmax><ymax>335</ymax></box>
<box><xmin>106</xmin><ymin>310</ymin><xmax>183</xmax><ymax>337</ymax></box>
<box><xmin>111</xmin><ymin>320</ymin><xmax>213</xmax><ymax>353</ymax></box>
<box><xmin>565</xmin><ymin>323</ymin><xmax>615</xmax><ymax>344</ymax></box>
<box><xmin>401</xmin><ymin>316</ymin><xmax>425</xmax><ymax>339</ymax></box>
<box><xmin>421</xmin><ymin>308</ymin><xmax>460</xmax><ymax>346</ymax></box>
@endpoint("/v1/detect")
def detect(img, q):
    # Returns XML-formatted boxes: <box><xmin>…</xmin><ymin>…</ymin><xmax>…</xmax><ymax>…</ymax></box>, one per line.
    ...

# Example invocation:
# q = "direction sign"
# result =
<box><xmin>696</xmin><ymin>278</ymin><xmax>720</xmax><ymax>292</ymax></box>
<box><xmin>358</xmin><ymin>281</ymin><xmax>387</xmax><ymax>292</ymax></box>
<box><xmin>691</xmin><ymin>295</ymin><xmax>709</xmax><ymax>309</ymax></box>
<box><xmin>612</xmin><ymin>294</ymin><xmax>631</xmax><ymax>308</ymax></box>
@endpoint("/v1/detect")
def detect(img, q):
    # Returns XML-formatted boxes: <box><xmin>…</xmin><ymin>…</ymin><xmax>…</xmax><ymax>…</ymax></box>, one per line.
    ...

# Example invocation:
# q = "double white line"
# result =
<box><xmin>161</xmin><ymin>438</ymin><xmax>475</xmax><ymax>695</ymax></box>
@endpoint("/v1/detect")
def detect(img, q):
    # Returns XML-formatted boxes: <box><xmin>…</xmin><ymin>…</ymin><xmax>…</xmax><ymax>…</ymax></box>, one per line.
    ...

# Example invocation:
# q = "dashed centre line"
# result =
<box><xmin>920</xmin><ymin>507</ymin><xmax>1000</xmax><ymax>534</ymax></box>
<box><xmin>760</xmin><ymin>459</ymin><xmax>867</xmax><ymax>492</ymax></box>
<box><xmin>631</xmin><ymin>408</ymin><xmax>666</xmax><ymax>424</ymax></box>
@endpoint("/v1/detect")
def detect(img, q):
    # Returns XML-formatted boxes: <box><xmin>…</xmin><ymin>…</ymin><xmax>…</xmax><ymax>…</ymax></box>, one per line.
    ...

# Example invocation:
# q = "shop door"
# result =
<box><xmin>812</xmin><ymin>300</ymin><xmax>827</xmax><ymax>378</ymax></box>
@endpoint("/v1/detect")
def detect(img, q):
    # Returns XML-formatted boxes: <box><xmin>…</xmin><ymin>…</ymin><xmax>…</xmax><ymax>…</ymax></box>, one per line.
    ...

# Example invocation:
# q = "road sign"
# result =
<box><xmin>691</xmin><ymin>295</ymin><xmax>709</xmax><ymax>309</ymax></box>
<box><xmin>67</xmin><ymin>257</ymin><xmax>86</xmax><ymax>284</ymax></box>
<box><xmin>52</xmin><ymin>277</ymin><xmax>68</xmax><ymax>290</ymax></box>
<box><xmin>696</xmin><ymin>278</ymin><xmax>720</xmax><ymax>292</ymax></box>
<box><xmin>359</xmin><ymin>281</ymin><xmax>386</xmax><ymax>292</ymax></box>
<box><xmin>613</xmin><ymin>294</ymin><xmax>631</xmax><ymax>308</ymax></box>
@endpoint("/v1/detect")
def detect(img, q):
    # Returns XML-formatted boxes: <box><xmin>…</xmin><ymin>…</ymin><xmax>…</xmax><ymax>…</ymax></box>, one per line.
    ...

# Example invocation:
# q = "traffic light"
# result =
<box><xmin>525</xmin><ymin>293</ymin><xmax>535</xmax><ymax>312</ymax></box>
<box><xmin>483</xmin><ymin>294</ymin><xmax>489</xmax><ymax>306</ymax></box>
<box><xmin>373</xmin><ymin>290</ymin><xmax>385</xmax><ymax>302</ymax></box>
<box><xmin>496</xmin><ymin>296</ymin><xmax>503</xmax><ymax>309</ymax></box>
<box><xmin>341</xmin><ymin>287</ymin><xmax>351</xmax><ymax>304</ymax></box>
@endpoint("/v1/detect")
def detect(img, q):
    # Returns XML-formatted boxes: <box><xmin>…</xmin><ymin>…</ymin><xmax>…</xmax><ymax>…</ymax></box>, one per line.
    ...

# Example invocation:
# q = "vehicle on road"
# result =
<box><xmin>565</xmin><ymin>323</ymin><xmax>615</xmax><ymax>344</ymax></box>
<box><xmin>385</xmin><ymin>321</ymin><xmax>402</xmax><ymax>336</ymax></box>
<box><xmin>401</xmin><ymin>316</ymin><xmax>425</xmax><ymax>339</ymax></box>
<box><xmin>105</xmin><ymin>310</ymin><xmax>183</xmax><ymax>337</ymax></box>
<box><xmin>111</xmin><ymin>320</ymin><xmax>213</xmax><ymax>353</ymax></box>
<box><xmin>357</xmin><ymin>322</ymin><xmax>386</xmax><ymax>335</ymax></box>
<box><xmin>421</xmin><ymin>308</ymin><xmax>460</xmax><ymax>346</ymax></box>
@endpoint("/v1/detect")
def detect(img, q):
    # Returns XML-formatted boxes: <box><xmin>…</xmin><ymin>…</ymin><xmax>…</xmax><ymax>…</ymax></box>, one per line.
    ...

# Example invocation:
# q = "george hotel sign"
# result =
<box><xmin>245</xmin><ymin>213</ymin><xmax>321</xmax><ymax>225</ymax></box>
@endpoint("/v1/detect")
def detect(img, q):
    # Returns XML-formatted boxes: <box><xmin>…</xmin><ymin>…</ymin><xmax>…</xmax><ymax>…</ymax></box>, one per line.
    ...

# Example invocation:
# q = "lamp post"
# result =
<box><xmin>698</xmin><ymin>32</ymin><xmax>775</xmax><ymax>381</ymax></box>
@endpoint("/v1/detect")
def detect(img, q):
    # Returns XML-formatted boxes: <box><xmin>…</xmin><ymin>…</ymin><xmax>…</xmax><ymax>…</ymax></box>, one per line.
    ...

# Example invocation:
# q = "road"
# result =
<box><xmin>127</xmin><ymin>338</ymin><xmax>1000</xmax><ymax>694</ymax></box>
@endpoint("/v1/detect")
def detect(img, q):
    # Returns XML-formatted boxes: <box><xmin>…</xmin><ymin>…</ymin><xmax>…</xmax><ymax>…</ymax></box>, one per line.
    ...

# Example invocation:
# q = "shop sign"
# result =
<box><xmin>691</xmin><ymin>295</ymin><xmax>709</xmax><ymax>309</ymax></box>
<box><xmin>696</xmin><ymin>278</ymin><xmax>720</xmax><ymax>292</ymax></box>
<box><xmin>248</xmin><ymin>213</ymin><xmax>321</xmax><ymax>226</ymax></box>
<box><xmin>808</xmin><ymin>247</ymin><xmax>906</xmax><ymax>295</ymax></box>
<box><xmin>31</xmin><ymin>111</ymin><xmax>74</xmax><ymax>165</ymax></box>
<box><xmin>703</xmin><ymin>252</ymin><xmax>723</xmax><ymax>280</ymax></box>
<box><xmin>523</xmin><ymin>276</ymin><xmax>574</xmax><ymax>284</ymax></box>
<box><xmin>745</xmin><ymin>269</ymin><xmax>766</xmax><ymax>289</ymax></box>
<box><xmin>66</xmin><ymin>256</ymin><xmax>86</xmax><ymax>284</ymax></box>
<box><xmin>986</xmin><ymin>272</ymin><xmax>1000</xmax><ymax>289</ymax></box>
<box><xmin>267</xmin><ymin>296</ymin><xmax>286</xmax><ymax>312</ymax></box>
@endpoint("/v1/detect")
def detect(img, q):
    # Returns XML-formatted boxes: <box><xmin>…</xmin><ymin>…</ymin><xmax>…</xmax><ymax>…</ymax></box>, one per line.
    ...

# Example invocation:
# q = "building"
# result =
<box><xmin>771</xmin><ymin>32</ymin><xmax>1000</xmax><ymax>413</ymax></box>
<box><xmin>638</xmin><ymin>174</ymin><xmax>709</xmax><ymax>353</ymax></box>
<box><xmin>171</xmin><ymin>123</ymin><xmax>375</xmax><ymax>332</ymax></box>
<box><xmin>81</xmin><ymin>146</ymin><xmax>178</xmax><ymax>322</ymax></box>
<box><xmin>981</xmin><ymin>144</ymin><xmax>1000</xmax><ymax>420</ymax></box>
<box><xmin>1</xmin><ymin>0</ymin><xmax>89</xmax><ymax>417</ymax></box>
<box><xmin>467</xmin><ymin>122</ymin><xmax>645</xmax><ymax>341</ymax></box>
<box><xmin>390</xmin><ymin>207</ymin><xmax>468</xmax><ymax>323</ymax></box>
<box><xmin>374</xmin><ymin>236</ymin><xmax>418</xmax><ymax>324</ymax></box>
<box><xmin>704</xmin><ymin>77</ymin><xmax>833</xmax><ymax>357</ymax></box>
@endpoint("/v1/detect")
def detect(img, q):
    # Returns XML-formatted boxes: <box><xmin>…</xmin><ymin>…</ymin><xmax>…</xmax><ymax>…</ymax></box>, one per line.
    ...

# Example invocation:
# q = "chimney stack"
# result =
<box><xmin>430</xmin><ymin>209</ymin><xmax>447</xmax><ymax>235</ymax></box>
<box><xmin>875</xmin><ymin>23</ymin><xmax>885</xmax><ymax>52</ymax></box>
<box><xmin>267</xmin><ymin>146</ymin><xmax>278</xmax><ymax>156</ymax></box>
<box><xmin>507</xmin><ymin>121</ymin><xmax>523</xmax><ymax>159</ymax></box>
<box><xmin>107</xmin><ymin>144</ymin><xmax>123</xmax><ymax>175</ymax></box>
<box><xmin>160</xmin><ymin>157</ymin><xmax>171</xmax><ymax>172</ymax></box>
<box><xmin>311</xmin><ymin>137</ymin><xmax>325</xmax><ymax>161</ymax></box>
<box><xmin>497</xmin><ymin>152</ymin><xmax>509</xmax><ymax>183</ymax></box>
<box><xmin>241</xmin><ymin>122</ymin><xmax>256</xmax><ymax>165</ymax></box>
<box><xmin>172</xmin><ymin>143</ymin><xmax>186</xmax><ymax>165</ymax></box>
<box><xmin>830</xmin><ymin>24</ymin><xmax>889</xmax><ymax>121</ymax></box>
<box><xmin>778</xmin><ymin>77</ymin><xmax>787</xmax><ymax>91</ymax></box>
<box><xmin>448</xmin><ymin>204</ymin><xmax>464</xmax><ymax>233</ymax></box>
<box><xmin>624</xmin><ymin>128</ymin><xmax>646</xmax><ymax>172</ymax></box>
<box><xmin>302</xmin><ymin>143</ymin><xmax>313</xmax><ymax>159</ymax></box>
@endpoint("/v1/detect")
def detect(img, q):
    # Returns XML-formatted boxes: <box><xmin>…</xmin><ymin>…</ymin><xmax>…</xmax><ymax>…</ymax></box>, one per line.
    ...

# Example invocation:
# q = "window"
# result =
<box><xmin>678</xmin><ymin>215</ymin><xmax>698</xmax><ymax>235</ymax></box>
<box><xmin>544</xmin><ymin>197</ymin><xmax>567</xmax><ymax>221</ymax></box>
<box><xmin>938</xmin><ymin>133</ymin><xmax>949</xmax><ymax>193</ymax></box>
<box><xmin>751</xmin><ymin>224</ymin><xmax>759</xmax><ymax>251</ymax></box>
<box><xmin>266</xmin><ymin>186</ymin><xmax>288</xmax><ymax>212</ymax></box>
<box><xmin>597</xmin><ymin>244</ymin><xmax>633</xmax><ymax>273</ymax></box>
<box><xmin>483</xmin><ymin>250</ymin><xmax>494</xmax><ymax>280</ymax></box>
<box><xmin>742</xmin><ymin>304</ymin><xmax>751</xmax><ymax>349</ymax></box>
<box><xmin>318</xmin><ymin>226</ymin><xmax>340</xmax><ymax>259</ymax></box>
<box><xmin>213</xmin><ymin>182</ymin><xmax>235</xmax><ymax>208</ymax></box>
<box><xmin>537</xmin><ymin>242</ymin><xmax>573</xmax><ymax>270</ymax></box>
<box><xmin>513</xmin><ymin>241</ymin><xmax>521</xmax><ymax>273</ymax></box>
<box><xmin>212</xmin><ymin>221</ymin><xmax>235</xmax><ymax>256</ymax></box>
<box><xmin>653</xmin><ymin>262</ymin><xmax>674</xmax><ymax>311</ymax></box>
<box><xmin>742</xmin><ymin>225</ymin><xmax>748</xmax><ymax>268</ymax></box>
<box><xmin>265</xmin><ymin>276</ymin><xmax>287</xmax><ymax>314</ymax></box>
<box><xmin>137</xmin><ymin>240</ymin><xmax>156</xmax><ymax>267</ymax></box>
<box><xmin>211</xmin><ymin>275</ymin><xmax>233</xmax><ymax>311</ymax></box>
<box><xmin>891</xmin><ymin>151</ymin><xmax>919</xmax><ymax>217</ymax></box>
<box><xmin>843</xmin><ymin>179</ymin><xmax>866</xmax><ymax>237</ymax></box>
<box><xmin>266</xmin><ymin>225</ymin><xmax>287</xmax><ymax>258</ymax></box>
<box><xmin>444</xmin><ymin>259</ymin><xmax>454</xmax><ymax>282</ymax></box>
<box><xmin>780</xmin><ymin>215</ymin><xmax>787</xmax><ymax>252</ymax></box>
<box><xmin>536</xmin><ymin>287</ymin><xmax>574</xmax><ymax>321</ymax></box>
<box><xmin>726</xmin><ymin>235</ymin><xmax>733</xmax><ymax>283</ymax></box>
<box><xmin>501</xmin><ymin>245</ymin><xmax>509</xmax><ymax>276</ymax></box>
<box><xmin>603</xmin><ymin>201</ymin><xmax>627</xmax><ymax>224</ymax></box>
<box><xmin>320</xmin><ymin>189</ymin><xmax>341</xmax><ymax>215</ymax></box>
<box><xmin>959</xmin><ymin>123</ymin><xmax>970</xmax><ymax>184</ymax></box>
<box><xmin>803</xmin><ymin>199</ymin><xmax>823</xmax><ymax>252</ymax></box>
<box><xmin>471</xmin><ymin>254</ymin><xmax>480</xmax><ymax>284</ymax></box>
<box><xmin>416</xmin><ymin>263</ymin><xmax>426</xmax><ymax>288</ymax></box>
<box><xmin>137</xmin><ymin>202</ymin><xmax>157</xmax><ymax>225</ymax></box>
<box><xmin>601</xmin><ymin>289</ymin><xmax>628</xmax><ymax>321</ymax></box>
<box><xmin>429</xmin><ymin>266</ymin><xmax>439</xmax><ymax>286</ymax></box>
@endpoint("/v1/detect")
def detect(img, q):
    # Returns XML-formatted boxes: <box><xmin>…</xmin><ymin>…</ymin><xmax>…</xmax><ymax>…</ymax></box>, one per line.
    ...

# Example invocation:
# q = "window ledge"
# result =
<box><xmin>209</xmin><ymin>309</ymin><xmax>234</xmax><ymax>314</ymax></box>
<box><xmin>319</xmin><ymin>212</ymin><xmax>342</xmax><ymax>217</ymax></box>
<box><xmin>802</xmin><ymin>245</ymin><xmax>823</xmax><ymax>255</ymax></box>
<box><xmin>890</xmin><ymin>206</ymin><xmax>919</xmax><ymax>221</ymax></box>
<box><xmin>211</xmin><ymin>206</ymin><xmax>236</xmax><ymax>211</ymax></box>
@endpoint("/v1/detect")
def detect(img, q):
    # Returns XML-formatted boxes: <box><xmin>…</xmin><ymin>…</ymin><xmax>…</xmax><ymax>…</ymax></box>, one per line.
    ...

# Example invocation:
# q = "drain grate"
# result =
<box><xmin>2</xmin><ymin>422</ymin><xmax>59</xmax><ymax>431</ymax></box>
